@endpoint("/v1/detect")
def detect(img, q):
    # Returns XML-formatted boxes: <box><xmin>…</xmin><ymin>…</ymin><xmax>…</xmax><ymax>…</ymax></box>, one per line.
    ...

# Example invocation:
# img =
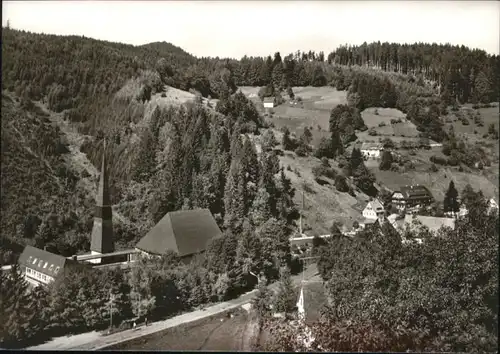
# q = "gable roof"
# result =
<box><xmin>360</xmin><ymin>142</ymin><xmax>383</xmax><ymax>150</ymax></box>
<box><xmin>301</xmin><ymin>282</ymin><xmax>329</xmax><ymax>324</ymax></box>
<box><xmin>18</xmin><ymin>245</ymin><xmax>71</xmax><ymax>278</ymax></box>
<box><xmin>365</xmin><ymin>199</ymin><xmax>384</xmax><ymax>212</ymax></box>
<box><xmin>403</xmin><ymin>215</ymin><xmax>455</xmax><ymax>234</ymax></box>
<box><xmin>263</xmin><ymin>97</ymin><xmax>274</xmax><ymax>103</ymax></box>
<box><xmin>136</xmin><ymin>209</ymin><xmax>223</xmax><ymax>257</ymax></box>
<box><xmin>394</xmin><ymin>185</ymin><xmax>434</xmax><ymax>200</ymax></box>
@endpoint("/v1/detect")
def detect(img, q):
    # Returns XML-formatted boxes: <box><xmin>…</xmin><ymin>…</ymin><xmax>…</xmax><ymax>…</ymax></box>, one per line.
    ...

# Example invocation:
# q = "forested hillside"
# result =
<box><xmin>1</xmin><ymin>94</ymin><xmax>93</xmax><ymax>263</ymax></box>
<box><xmin>1</xmin><ymin>28</ymin><xmax>498</xmax><ymax>264</ymax></box>
<box><xmin>327</xmin><ymin>42</ymin><xmax>500</xmax><ymax>104</ymax></box>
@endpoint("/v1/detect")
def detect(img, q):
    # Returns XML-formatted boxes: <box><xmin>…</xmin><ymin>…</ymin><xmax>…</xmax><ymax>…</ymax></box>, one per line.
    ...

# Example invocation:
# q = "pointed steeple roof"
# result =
<box><xmin>96</xmin><ymin>139</ymin><xmax>110</xmax><ymax>207</ymax></box>
<box><xmin>90</xmin><ymin>139</ymin><xmax>114</xmax><ymax>254</ymax></box>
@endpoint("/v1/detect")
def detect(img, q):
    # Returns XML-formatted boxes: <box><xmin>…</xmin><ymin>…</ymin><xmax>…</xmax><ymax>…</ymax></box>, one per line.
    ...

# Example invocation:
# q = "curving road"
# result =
<box><xmin>27</xmin><ymin>265</ymin><xmax>319</xmax><ymax>351</ymax></box>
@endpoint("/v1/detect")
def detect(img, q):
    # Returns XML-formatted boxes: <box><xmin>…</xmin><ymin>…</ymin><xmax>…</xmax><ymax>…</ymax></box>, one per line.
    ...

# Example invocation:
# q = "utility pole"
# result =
<box><xmin>108</xmin><ymin>290</ymin><xmax>114</xmax><ymax>334</ymax></box>
<box><xmin>299</xmin><ymin>191</ymin><xmax>305</xmax><ymax>236</ymax></box>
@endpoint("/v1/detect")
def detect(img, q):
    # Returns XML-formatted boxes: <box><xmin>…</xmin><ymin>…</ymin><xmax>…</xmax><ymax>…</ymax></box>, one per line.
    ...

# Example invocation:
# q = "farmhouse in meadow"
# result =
<box><xmin>263</xmin><ymin>97</ymin><xmax>274</xmax><ymax>109</ymax></box>
<box><xmin>391</xmin><ymin>185</ymin><xmax>434</xmax><ymax>212</ymax></box>
<box><xmin>135</xmin><ymin>208</ymin><xmax>223</xmax><ymax>262</ymax></box>
<box><xmin>360</xmin><ymin>142</ymin><xmax>384</xmax><ymax>159</ymax></box>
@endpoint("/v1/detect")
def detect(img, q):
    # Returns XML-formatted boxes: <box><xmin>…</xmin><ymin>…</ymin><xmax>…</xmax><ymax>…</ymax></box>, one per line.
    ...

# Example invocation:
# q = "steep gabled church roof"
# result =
<box><xmin>136</xmin><ymin>209</ymin><xmax>222</xmax><ymax>257</ymax></box>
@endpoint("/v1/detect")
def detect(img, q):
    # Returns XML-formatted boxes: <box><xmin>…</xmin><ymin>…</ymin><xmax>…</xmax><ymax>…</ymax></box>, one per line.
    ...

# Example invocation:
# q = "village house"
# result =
<box><xmin>387</xmin><ymin>213</ymin><xmax>400</xmax><ymax>229</ymax></box>
<box><xmin>444</xmin><ymin>203</ymin><xmax>469</xmax><ymax>218</ymax></box>
<box><xmin>263</xmin><ymin>97</ymin><xmax>274</xmax><ymax>109</ymax></box>
<box><xmin>362</xmin><ymin>199</ymin><xmax>384</xmax><ymax>220</ymax></box>
<box><xmin>360</xmin><ymin>142</ymin><xmax>384</xmax><ymax>159</ymax></box>
<box><xmin>487</xmin><ymin>198</ymin><xmax>499</xmax><ymax>215</ymax></box>
<box><xmin>17</xmin><ymin>245</ymin><xmax>81</xmax><ymax>288</ymax></box>
<box><xmin>391</xmin><ymin>185</ymin><xmax>434</xmax><ymax>212</ymax></box>
<box><xmin>135</xmin><ymin>208</ymin><xmax>223</xmax><ymax>262</ymax></box>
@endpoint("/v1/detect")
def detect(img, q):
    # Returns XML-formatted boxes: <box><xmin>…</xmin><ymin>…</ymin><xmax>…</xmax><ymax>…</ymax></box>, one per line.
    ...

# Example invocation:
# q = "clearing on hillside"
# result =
<box><xmin>442</xmin><ymin>103</ymin><xmax>499</xmax><ymax>141</ymax></box>
<box><xmin>239</xmin><ymin>86</ymin><xmax>347</xmax><ymax>149</ymax></box>
<box><xmin>359</xmin><ymin>107</ymin><xmax>419</xmax><ymax>138</ymax></box>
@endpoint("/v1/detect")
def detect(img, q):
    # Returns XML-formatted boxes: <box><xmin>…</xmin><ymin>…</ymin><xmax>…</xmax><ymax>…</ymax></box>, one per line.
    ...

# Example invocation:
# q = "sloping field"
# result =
<box><xmin>110</xmin><ymin>309</ymin><xmax>254</xmax><ymax>351</ymax></box>
<box><xmin>278</xmin><ymin>151</ymin><xmax>368</xmax><ymax>234</ymax></box>
<box><xmin>443</xmin><ymin>103</ymin><xmax>499</xmax><ymax>140</ymax></box>
<box><xmin>360</xmin><ymin>107</ymin><xmax>419</xmax><ymax>138</ymax></box>
<box><xmin>293</xmin><ymin>86</ymin><xmax>347</xmax><ymax>110</ymax></box>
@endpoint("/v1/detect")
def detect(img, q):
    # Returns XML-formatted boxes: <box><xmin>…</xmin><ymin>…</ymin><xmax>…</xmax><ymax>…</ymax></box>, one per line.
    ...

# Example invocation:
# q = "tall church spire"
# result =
<box><xmin>90</xmin><ymin>139</ymin><xmax>114</xmax><ymax>257</ymax></box>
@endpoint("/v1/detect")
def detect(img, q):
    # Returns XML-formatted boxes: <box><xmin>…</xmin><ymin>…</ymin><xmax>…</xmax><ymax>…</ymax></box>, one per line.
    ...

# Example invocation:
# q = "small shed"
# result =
<box><xmin>263</xmin><ymin>97</ymin><xmax>274</xmax><ymax>109</ymax></box>
<box><xmin>360</xmin><ymin>142</ymin><xmax>384</xmax><ymax>158</ymax></box>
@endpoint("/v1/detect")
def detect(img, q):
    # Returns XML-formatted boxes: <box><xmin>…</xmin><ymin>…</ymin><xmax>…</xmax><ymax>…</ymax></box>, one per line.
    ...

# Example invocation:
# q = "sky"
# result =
<box><xmin>3</xmin><ymin>1</ymin><xmax>499</xmax><ymax>58</ymax></box>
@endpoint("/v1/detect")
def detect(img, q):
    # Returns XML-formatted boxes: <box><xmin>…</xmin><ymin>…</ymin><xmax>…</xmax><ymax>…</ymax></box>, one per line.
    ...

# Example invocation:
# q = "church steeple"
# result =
<box><xmin>90</xmin><ymin>139</ymin><xmax>114</xmax><ymax>257</ymax></box>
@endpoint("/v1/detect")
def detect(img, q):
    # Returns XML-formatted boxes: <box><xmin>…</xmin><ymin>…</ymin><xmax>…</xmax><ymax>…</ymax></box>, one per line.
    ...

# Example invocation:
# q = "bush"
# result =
<box><xmin>335</xmin><ymin>175</ymin><xmax>350</xmax><ymax>192</ymax></box>
<box><xmin>294</xmin><ymin>144</ymin><xmax>309</xmax><ymax>157</ymax></box>
<box><xmin>302</xmin><ymin>182</ymin><xmax>315</xmax><ymax>194</ymax></box>
<box><xmin>312</xmin><ymin>163</ymin><xmax>337</xmax><ymax>181</ymax></box>
<box><xmin>429</xmin><ymin>164</ymin><xmax>439</xmax><ymax>172</ymax></box>
<box><xmin>381</xmin><ymin>138</ymin><xmax>395</xmax><ymax>149</ymax></box>
<box><xmin>378</xmin><ymin>122</ymin><xmax>386</xmax><ymax>127</ymax></box>
<box><xmin>374</xmin><ymin>109</ymin><xmax>379</xmax><ymax>115</ymax></box>
<box><xmin>161</xmin><ymin>92</ymin><xmax>166</xmax><ymax>97</ymax></box>
<box><xmin>430</xmin><ymin>155</ymin><xmax>447</xmax><ymax>165</ymax></box>
<box><xmin>368</xmin><ymin>128</ymin><xmax>377</xmax><ymax>136</ymax></box>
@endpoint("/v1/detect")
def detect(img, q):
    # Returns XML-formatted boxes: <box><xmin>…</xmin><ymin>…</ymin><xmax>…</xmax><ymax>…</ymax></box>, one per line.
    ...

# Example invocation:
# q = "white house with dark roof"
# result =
<box><xmin>362</xmin><ymin>199</ymin><xmax>384</xmax><ymax>220</ymax></box>
<box><xmin>488</xmin><ymin>198</ymin><xmax>498</xmax><ymax>215</ymax></box>
<box><xmin>360</xmin><ymin>142</ymin><xmax>384</xmax><ymax>159</ymax></box>
<box><xmin>17</xmin><ymin>245</ymin><xmax>79</xmax><ymax>287</ymax></box>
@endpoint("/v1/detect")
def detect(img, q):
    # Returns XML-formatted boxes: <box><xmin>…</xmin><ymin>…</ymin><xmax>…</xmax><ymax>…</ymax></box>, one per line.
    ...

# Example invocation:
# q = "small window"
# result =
<box><xmin>33</xmin><ymin>258</ymin><xmax>37</xmax><ymax>265</ymax></box>
<box><xmin>54</xmin><ymin>267</ymin><xmax>60</xmax><ymax>274</ymax></box>
<box><xmin>28</xmin><ymin>256</ymin><xmax>33</xmax><ymax>263</ymax></box>
<box><xmin>43</xmin><ymin>262</ymin><xmax>48</xmax><ymax>268</ymax></box>
<box><xmin>38</xmin><ymin>260</ymin><xmax>44</xmax><ymax>267</ymax></box>
<box><xmin>48</xmin><ymin>264</ymin><xmax>54</xmax><ymax>271</ymax></box>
